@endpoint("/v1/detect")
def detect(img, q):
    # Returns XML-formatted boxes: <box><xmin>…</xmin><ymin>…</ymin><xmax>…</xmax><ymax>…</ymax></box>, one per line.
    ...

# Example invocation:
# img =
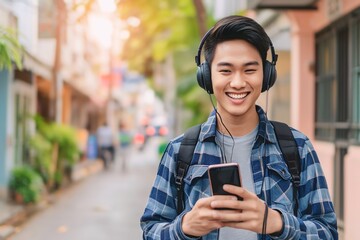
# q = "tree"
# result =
<box><xmin>192</xmin><ymin>0</ymin><xmax>207</xmax><ymax>36</ymax></box>
<box><xmin>118</xmin><ymin>0</ymin><xmax>214</xmax><ymax>128</ymax></box>
<box><xmin>50</xmin><ymin>0</ymin><xmax>66</xmax><ymax>122</ymax></box>
<box><xmin>72</xmin><ymin>0</ymin><xmax>214</xmax><ymax>128</ymax></box>
<box><xmin>0</xmin><ymin>26</ymin><xmax>23</xmax><ymax>71</ymax></box>
<box><xmin>118</xmin><ymin>0</ymin><xmax>200</xmax><ymax>75</ymax></box>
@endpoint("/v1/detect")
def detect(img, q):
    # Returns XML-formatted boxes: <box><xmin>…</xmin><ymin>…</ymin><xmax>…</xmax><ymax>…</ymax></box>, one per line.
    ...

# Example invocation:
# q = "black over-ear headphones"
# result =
<box><xmin>195</xmin><ymin>27</ymin><xmax>278</xmax><ymax>94</ymax></box>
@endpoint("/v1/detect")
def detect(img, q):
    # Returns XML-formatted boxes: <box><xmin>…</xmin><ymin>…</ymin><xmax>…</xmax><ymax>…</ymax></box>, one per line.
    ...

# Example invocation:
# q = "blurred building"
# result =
<box><xmin>206</xmin><ymin>0</ymin><xmax>359</xmax><ymax>238</ymax></box>
<box><xmin>0</xmin><ymin>0</ymin><xmax>120</xmax><ymax>199</ymax></box>
<box><xmin>0</xmin><ymin>0</ymin><xmax>44</xmax><ymax>198</ymax></box>
<box><xmin>247</xmin><ymin>0</ymin><xmax>360</xmax><ymax>239</ymax></box>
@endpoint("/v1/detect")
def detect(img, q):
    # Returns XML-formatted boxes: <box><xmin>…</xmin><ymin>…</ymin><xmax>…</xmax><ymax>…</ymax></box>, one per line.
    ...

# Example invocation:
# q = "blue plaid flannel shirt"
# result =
<box><xmin>140</xmin><ymin>106</ymin><xmax>338</xmax><ymax>240</ymax></box>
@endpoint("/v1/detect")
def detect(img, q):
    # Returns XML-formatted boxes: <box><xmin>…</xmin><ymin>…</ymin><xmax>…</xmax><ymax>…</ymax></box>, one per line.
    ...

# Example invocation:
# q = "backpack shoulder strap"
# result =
<box><xmin>175</xmin><ymin>124</ymin><xmax>201</xmax><ymax>214</ymax></box>
<box><xmin>271</xmin><ymin>120</ymin><xmax>301</xmax><ymax>216</ymax></box>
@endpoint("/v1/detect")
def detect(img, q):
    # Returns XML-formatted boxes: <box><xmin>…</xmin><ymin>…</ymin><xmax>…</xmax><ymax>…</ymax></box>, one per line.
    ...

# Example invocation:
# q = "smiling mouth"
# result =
<box><xmin>227</xmin><ymin>92</ymin><xmax>249</xmax><ymax>99</ymax></box>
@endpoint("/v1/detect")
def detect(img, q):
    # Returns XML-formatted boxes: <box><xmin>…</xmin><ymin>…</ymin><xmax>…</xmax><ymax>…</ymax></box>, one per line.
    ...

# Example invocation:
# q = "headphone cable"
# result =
<box><xmin>265</xmin><ymin>88</ymin><xmax>270</xmax><ymax>115</ymax></box>
<box><xmin>208</xmin><ymin>94</ymin><xmax>235</xmax><ymax>163</ymax></box>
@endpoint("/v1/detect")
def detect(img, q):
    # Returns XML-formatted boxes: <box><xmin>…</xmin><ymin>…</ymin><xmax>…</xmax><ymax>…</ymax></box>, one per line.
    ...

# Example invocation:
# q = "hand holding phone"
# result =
<box><xmin>208</xmin><ymin>163</ymin><xmax>242</xmax><ymax>200</ymax></box>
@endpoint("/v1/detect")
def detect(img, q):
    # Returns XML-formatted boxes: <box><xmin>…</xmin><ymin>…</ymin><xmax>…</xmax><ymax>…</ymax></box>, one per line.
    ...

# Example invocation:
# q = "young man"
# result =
<box><xmin>140</xmin><ymin>15</ymin><xmax>338</xmax><ymax>239</ymax></box>
<box><xmin>97</xmin><ymin>122</ymin><xmax>115</xmax><ymax>167</ymax></box>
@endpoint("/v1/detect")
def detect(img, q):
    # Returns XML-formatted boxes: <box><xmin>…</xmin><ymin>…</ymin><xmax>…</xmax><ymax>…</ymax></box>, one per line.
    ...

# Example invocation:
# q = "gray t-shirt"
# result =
<box><xmin>215</xmin><ymin>126</ymin><xmax>258</xmax><ymax>240</ymax></box>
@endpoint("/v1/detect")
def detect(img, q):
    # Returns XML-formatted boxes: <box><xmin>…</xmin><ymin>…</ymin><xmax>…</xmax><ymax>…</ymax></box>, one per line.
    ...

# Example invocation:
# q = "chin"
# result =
<box><xmin>230</xmin><ymin>105</ymin><xmax>255</xmax><ymax>117</ymax></box>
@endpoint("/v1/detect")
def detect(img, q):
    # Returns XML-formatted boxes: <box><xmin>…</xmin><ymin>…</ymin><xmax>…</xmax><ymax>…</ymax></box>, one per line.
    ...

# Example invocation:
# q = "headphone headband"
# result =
<box><xmin>269</xmin><ymin>43</ymin><xmax>278</xmax><ymax>65</ymax></box>
<box><xmin>195</xmin><ymin>27</ymin><xmax>214</xmax><ymax>66</ymax></box>
<box><xmin>195</xmin><ymin>27</ymin><xmax>278</xmax><ymax>67</ymax></box>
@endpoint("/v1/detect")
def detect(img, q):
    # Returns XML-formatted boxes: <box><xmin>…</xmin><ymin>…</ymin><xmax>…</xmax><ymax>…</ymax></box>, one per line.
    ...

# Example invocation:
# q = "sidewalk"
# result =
<box><xmin>0</xmin><ymin>159</ymin><xmax>103</xmax><ymax>240</ymax></box>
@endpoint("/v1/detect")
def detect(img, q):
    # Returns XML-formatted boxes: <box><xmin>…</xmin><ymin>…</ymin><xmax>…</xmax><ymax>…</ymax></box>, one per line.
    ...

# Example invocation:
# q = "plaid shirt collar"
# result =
<box><xmin>199</xmin><ymin>105</ymin><xmax>277</xmax><ymax>144</ymax></box>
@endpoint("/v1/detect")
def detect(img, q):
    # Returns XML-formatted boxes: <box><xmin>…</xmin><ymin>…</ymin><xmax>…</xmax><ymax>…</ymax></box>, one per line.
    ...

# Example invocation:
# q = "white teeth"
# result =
<box><xmin>227</xmin><ymin>93</ymin><xmax>248</xmax><ymax>99</ymax></box>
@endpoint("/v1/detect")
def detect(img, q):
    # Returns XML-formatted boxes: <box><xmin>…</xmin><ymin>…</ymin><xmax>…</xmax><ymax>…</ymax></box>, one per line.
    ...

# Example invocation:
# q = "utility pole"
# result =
<box><xmin>51</xmin><ymin>0</ymin><xmax>66</xmax><ymax>123</ymax></box>
<box><xmin>192</xmin><ymin>0</ymin><xmax>207</xmax><ymax>36</ymax></box>
<box><xmin>105</xmin><ymin>8</ymin><xmax>118</xmax><ymax>131</ymax></box>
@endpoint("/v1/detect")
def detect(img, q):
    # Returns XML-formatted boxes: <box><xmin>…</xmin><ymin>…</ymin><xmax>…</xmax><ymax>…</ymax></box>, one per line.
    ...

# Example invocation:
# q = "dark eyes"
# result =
<box><xmin>218</xmin><ymin>69</ymin><xmax>257</xmax><ymax>73</ymax></box>
<box><xmin>245</xmin><ymin>69</ymin><xmax>256</xmax><ymax>73</ymax></box>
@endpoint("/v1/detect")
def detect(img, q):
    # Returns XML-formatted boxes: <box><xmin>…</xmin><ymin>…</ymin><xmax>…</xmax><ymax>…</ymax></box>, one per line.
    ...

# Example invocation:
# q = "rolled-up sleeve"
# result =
<box><xmin>141</xmin><ymin>141</ymin><xmax>196</xmax><ymax>239</ymax></box>
<box><xmin>271</xmin><ymin>138</ymin><xmax>338</xmax><ymax>240</ymax></box>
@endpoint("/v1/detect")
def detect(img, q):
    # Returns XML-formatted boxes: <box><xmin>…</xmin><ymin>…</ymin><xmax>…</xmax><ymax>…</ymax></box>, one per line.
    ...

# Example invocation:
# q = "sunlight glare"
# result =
<box><xmin>119</xmin><ymin>30</ymin><xmax>130</xmax><ymax>40</ymax></box>
<box><xmin>88</xmin><ymin>14</ymin><xmax>113</xmax><ymax>49</ymax></box>
<box><xmin>127</xmin><ymin>17</ymin><xmax>141</xmax><ymax>27</ymax></box>
<box><xmin>98</xmin><ymin>0</ymin><xmax>117</xmax><ymax>13</ymax></box>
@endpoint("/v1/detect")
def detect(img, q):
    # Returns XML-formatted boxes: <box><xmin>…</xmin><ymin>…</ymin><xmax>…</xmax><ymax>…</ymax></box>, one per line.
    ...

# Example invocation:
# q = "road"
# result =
<box><xmin>10</xmin><ymin>138</ymin><xmax>162</xmax><ymax>240</ymax></box>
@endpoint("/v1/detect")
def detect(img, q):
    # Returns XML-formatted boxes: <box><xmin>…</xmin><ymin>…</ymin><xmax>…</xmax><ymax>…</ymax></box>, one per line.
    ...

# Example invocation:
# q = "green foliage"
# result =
<box><xmin>54</xmin><ymin>170</ymin><xmax>63</xmax><ymax>187</ymax></box>
<box><xmin>29</xmin><ymin>115</ymin><xmax>80</xmax><ymax>190</ymax></box>
<box><xmin>9</xmin><ymin>166</ymin><xmax>44</xmax><ymax>204</ymax></box>
<box><xmin>158</xmin><ymin>141</ymin><xmax>168</xmax><ymax>157</ymax></box>
<box><xmin>118</xmin><ymin>0</ymin><xmax>199</xmax><ymax>75</ymax></box>
<box><xmin>29</xmin><ymin>133</ymin><xmax>52</xmax><ymax>184</ymax></box>
<box><xmin>174</xmin><ymin>45</ymin><xmax>212</xmax><ymax>128</ymax></box>
<box><xmin>177</xmin><ymin>73</ymin><xmax>212</xmax><ymax>127</ymax></box>
<box><xmin>45</xmin><ymin>124</ymin><xmax>80</xmax><ymax>165</ymax></box>
<box><xmin>0</xmin><ymin>26</ymin><xmax>23</xmax><ymax>71</ymax></box>
<box><xmin>34</xmin><ymin>115</ymin><xmax>80</xmax><ymax>166</ymax></box>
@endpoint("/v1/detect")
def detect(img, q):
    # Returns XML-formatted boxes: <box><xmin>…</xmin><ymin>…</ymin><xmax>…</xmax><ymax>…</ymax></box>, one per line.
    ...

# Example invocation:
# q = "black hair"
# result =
<box><xmin>204</xmin><ymin>15</ymin><xmax>271</xmax><ymax>66</ymax></box>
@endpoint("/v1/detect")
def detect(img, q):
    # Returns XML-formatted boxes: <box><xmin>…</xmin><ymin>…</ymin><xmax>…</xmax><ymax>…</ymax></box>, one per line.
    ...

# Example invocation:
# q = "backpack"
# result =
<box><xmin>175</xmin><ymin>121</ymin><xmax>301</xmax><ymax>216</ymax></box>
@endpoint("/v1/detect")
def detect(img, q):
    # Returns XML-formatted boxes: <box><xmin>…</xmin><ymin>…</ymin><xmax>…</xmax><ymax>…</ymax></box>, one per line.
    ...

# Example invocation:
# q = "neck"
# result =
<box><xmin>216</xmin><ymin>107</ymin><xmax>259</xmax><ymax>137</ymax></box>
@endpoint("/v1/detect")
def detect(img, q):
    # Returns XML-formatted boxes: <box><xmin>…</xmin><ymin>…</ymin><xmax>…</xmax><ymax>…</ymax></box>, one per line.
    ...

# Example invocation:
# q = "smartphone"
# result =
<box><xmin>208</xmin><ymin>163</ymin><xmax>242</xmax><ymax>200</ymax></box>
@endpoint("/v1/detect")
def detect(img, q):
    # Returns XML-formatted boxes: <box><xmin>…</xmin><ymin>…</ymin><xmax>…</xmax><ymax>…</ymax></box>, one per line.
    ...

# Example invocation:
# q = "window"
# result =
<box><xmin>315</xmin><ymin>9</ymin><xmax>360</xmax><ymax>144</ymax></box>
<box><xmin>315</xmin><ymin>32</ymin><xmax>336</xmax><ymax>140</ymax></box>
<box><xmin>351</xmin><ymin>18</ymin><xmax>360</xmax><ymax>143</ymax></box>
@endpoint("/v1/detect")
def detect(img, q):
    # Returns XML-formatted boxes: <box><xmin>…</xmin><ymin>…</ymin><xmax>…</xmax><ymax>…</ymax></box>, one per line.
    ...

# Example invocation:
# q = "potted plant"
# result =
<box><xmin>8</xmin><ymin>166</ymin><xmax>44</xmax><ymax>204</ymax></box>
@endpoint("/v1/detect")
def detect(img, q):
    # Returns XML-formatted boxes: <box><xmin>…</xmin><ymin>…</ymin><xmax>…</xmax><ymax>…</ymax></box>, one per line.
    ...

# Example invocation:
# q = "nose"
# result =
<box><xmin>229</xmin><ymin>72</ymin><xmax>246</xmax><ymax>89</ymax></box>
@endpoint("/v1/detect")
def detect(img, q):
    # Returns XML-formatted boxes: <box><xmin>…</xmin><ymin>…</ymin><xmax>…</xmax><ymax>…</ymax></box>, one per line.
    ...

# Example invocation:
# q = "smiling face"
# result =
<box><xmin>211</xmin><ymin>39</ymin><xmax>263</xmax><ymax>124</ymax></box>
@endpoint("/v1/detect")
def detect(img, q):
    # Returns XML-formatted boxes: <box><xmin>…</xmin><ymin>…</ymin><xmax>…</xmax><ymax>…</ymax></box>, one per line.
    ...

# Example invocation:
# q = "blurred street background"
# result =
<box><xmin>1</xmin><ymin>0</ymin><xmax>360</xmax><ymax>239</ymax></box>
<box><xmin>10</xmin><ymin>138</ymin><xmax>160</xmax><ymax>240</ymax></box>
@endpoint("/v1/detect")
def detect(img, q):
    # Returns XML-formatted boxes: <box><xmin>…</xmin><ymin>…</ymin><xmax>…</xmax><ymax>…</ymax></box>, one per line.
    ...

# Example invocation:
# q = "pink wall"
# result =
<box><xmin>313</xmin><ymin>141</ymin><xmax>335</xmax><ymax>198</ymax></box>
<box><xmin>344</xmin><ymin>146</ymin><xmax>360</xmax><ymax>240</ymax></box>
<box><xmin>288</xmin><ymin>28</ymin><xmax>315</xmax><ymax>139</ymax></box>
<box><xmin>285</xmin><ymin>8</ymin><xmax>324</xmax><ymax>139</ymax></box>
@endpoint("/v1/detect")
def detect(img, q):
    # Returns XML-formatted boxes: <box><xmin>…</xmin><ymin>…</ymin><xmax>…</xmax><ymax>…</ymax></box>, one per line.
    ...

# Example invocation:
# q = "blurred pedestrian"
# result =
<box><xmin>96</xmin><ymin>121</ymin><xmax>115</xmax><ymax>169</ymax></box>
<box><xmin>140</xmin><ymin>15</ymin><xmax>337</xmax><ymax>239</ymax></box>
<box><xmin>118</xmin><ymin>122</ymin><xmax>132</xmax><ymax>172</ymax></box>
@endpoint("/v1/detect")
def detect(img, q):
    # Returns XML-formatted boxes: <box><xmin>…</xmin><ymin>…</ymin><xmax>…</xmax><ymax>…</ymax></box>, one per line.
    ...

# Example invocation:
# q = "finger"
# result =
<box><xmin>207</xmin><ymin>195</ymin><xmax>238</xmax><ymax>206</ymax></box>
<box><xmin>211</xmin><ymin>195</ymin><xmax>239</xmax><ymax>201</ymax></box>
<box><xmin>212</xmin><ymin>195</ymin><xmax>266</xmax><ymax>217</ymax></box>
<box><xmin>209</xmin><ymin>203</ymin><xmax>260</xmax><ymax>222</ymax></box>
<box><xmin>196</xmin><ymin>196</ymin><xmax>231</xmax><ymax>207</ymax></box>
<box><xmin>223</xmin><ymin>185</ymin><xmax>257</xmax><ymax>200</ymax></box>
<box><xmin>194</xmin><ymin>197</ymin><xmax>239</xmax><ymax>219</ymax></box>
<box><xmin>223</xmin><ymin>221</ymin><xmax>254</xmax><ymax>230</ymax></box>
<box><xmin>211</xmin><ymin>196</ymin><xmax>261</xmax><ymax>211</ymax></box>
<box><xmin>211</xmin><ymin>199</ymin><xmax>266</xmax><ymax>225</ymax></box>
<box><xmin>223</xmin><ymin>216</ymin><xmax>264</xmax><ymax>233</ymax></box>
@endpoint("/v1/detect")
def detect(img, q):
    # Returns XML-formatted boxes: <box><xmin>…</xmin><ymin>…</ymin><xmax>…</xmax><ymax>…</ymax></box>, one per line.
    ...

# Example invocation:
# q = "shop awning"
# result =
<box><xmin>248</xmin><ymin>0</ymin><xmax>318</xmax><ymax>10</ymax></box>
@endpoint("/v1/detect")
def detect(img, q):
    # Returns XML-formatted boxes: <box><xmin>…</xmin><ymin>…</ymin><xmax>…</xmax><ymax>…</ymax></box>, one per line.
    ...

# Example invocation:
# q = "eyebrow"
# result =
<box><xmin>216</xmin><ymin>61</ymin><xmax>260</xmax><ymax>67</ymax></box>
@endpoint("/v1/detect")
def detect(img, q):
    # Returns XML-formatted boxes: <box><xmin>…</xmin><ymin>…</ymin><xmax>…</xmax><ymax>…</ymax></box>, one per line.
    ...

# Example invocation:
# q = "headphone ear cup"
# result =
<box><xmin>197</xmin><ymin>62</ymin><xmax>213</xmax><ymax>94</ymax></box>
<box><xmin>262</xmin><ymin>60</ymin><xmax>277</xmax><ymax>92</ymax></box>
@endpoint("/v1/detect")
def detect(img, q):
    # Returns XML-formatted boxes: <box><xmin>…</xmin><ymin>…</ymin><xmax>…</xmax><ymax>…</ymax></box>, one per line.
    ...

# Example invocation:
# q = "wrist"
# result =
<box><xmin>268</xmin><ymin>209</ymin><xmax>284</xmax><ymax>236</ymax></box>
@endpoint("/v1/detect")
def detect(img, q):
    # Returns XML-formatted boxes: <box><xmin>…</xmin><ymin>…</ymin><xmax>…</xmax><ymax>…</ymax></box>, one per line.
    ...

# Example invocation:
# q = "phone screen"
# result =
<box><xmin>208</xmin><ymin>163</ymin><xmax>242</xmax><ymax>199</ymax></box>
